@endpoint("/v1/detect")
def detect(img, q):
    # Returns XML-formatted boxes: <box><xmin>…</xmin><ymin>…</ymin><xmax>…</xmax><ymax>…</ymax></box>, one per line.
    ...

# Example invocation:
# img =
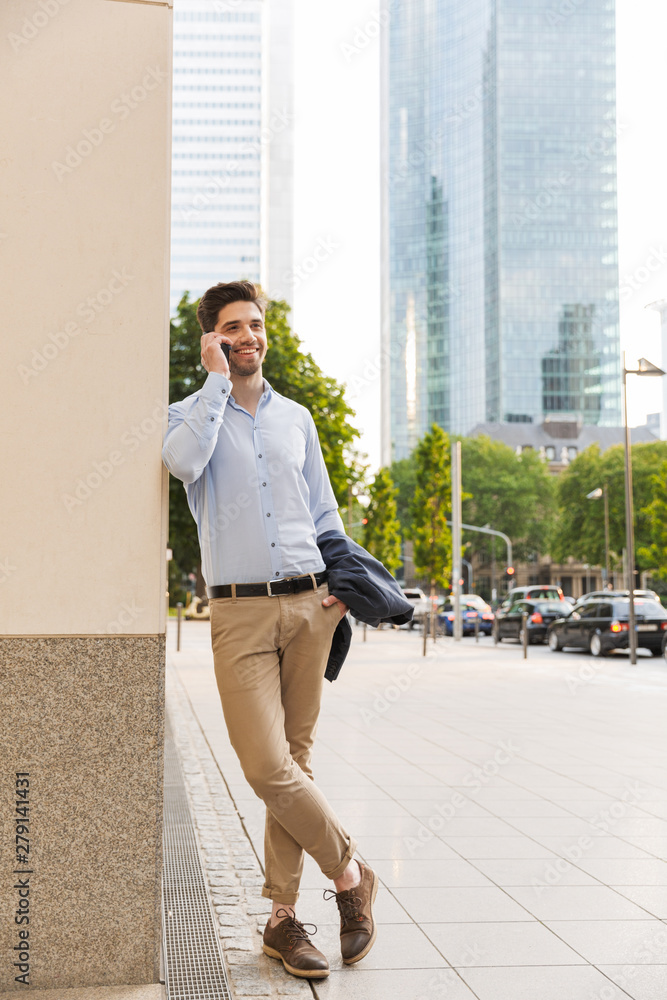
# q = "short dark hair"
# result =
<box><xmin>196</xmin><ymin>280</ymin><xmax>268</xmax><ymax>333</ymax></box>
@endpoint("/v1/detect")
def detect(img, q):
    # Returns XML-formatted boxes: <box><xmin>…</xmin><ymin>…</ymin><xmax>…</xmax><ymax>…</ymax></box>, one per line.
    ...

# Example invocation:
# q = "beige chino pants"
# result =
<box><xmin>210</xmin><ymin>582</ymin><xmax>357</xmax><ymax>905</ymax></box>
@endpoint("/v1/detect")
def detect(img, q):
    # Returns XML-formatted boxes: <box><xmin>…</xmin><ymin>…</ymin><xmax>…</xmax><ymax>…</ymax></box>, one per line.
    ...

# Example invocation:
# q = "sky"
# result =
<box><xmin>290</xmin><ymin>0</ymin><xmax>667</xmax><ymax>472</ymax></box>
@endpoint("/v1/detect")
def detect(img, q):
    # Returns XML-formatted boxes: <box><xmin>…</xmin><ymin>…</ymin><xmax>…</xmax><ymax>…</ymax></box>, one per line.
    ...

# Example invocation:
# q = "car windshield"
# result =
<box><xmin>403</xmin><ymin>591</ymin><xmax>423</xmax><ymax>600</ymax></box>
<box><xmin>526</xmin><ymin>588</ymin><xmax>562</xmax><ymax>600</ymax></box>
<box><xmin>536</xmin><ymin>602</ymin><xmax>570</xmax><ymax>613</ymax></box>
<box><xmin>612</xmin><ymin>599</ymin><xmax>666</xmax><ymax>618</ymax></box>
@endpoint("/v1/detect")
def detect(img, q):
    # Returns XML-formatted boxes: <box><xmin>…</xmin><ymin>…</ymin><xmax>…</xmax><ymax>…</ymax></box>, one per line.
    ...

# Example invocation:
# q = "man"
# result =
<box><xmin>162</xmin><ymin>280</ymin><xmax>377</xmax><ymax>980</ymax></box>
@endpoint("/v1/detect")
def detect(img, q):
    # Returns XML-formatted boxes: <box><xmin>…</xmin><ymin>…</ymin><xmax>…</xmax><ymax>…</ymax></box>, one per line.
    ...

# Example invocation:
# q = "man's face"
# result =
<box><xmin>213</xmin><ymin>300</ymin><xmax>268</xmax><ymax>377</ymax></box>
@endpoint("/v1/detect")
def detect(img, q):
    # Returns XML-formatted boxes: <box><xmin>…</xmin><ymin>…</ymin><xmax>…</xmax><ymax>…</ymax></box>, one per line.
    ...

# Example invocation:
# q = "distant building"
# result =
<box><xmin>468</xmin><ymin>416</ymin><xmax>657</xmax><ymax>473</ymax></box>
<box><xmin>381</xmin><ymin>0</ymin><xmax>621</xmax><ymax>462</ymax></box>
<box><xmin>170</xmin><ymin>0</ymin><xmax>294</xmax><ymax>315</ymax></box>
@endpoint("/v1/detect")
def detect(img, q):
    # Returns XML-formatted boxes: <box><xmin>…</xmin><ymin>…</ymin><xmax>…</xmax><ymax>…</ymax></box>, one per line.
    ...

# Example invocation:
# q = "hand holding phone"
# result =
<box><xmin>201</xmin><ymin>332</ymin><xmax>232</xmax><ymax>376</ymax></box>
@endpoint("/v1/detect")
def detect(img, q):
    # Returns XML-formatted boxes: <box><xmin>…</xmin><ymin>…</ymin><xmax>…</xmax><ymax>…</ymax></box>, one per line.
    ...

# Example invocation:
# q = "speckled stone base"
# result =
<box><xmin>0</xmin><ymin>636</ymin><xmax>165</xmax><ymax>991</ymax></box>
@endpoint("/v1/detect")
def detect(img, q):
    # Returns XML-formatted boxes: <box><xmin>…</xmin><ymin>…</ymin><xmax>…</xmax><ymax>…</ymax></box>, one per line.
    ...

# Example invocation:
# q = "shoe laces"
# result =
<box><xmin>323</xmin><ymin>886</ymin><xmax>363</xmax><ymax>923</ymax></box>
<box><xmin>274</xmin><ymin>908</ymin><xmax>318</xmax><ymax>947</ymax></box>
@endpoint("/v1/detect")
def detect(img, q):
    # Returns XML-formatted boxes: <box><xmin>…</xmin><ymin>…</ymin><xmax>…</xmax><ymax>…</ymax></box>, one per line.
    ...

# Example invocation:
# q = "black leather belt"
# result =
<box><xmin>207</xmin><ymin>571</ymin><xmax>328</xmax><ymax>599</ymax></box>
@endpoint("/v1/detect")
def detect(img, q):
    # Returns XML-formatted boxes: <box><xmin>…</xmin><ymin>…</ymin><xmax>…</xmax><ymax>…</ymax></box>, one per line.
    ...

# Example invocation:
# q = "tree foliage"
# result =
<box><xmin>638</xmin><ymin>459</ymin><xmax>667</xmax><ymax>581</ymax></box>
<box><xmin>389</xmin><ymin>455</ymin><xmax>417</xmax><ymax>535</ymax></box>
<box><xmin>460</xmin><ymin>436</ymin><xmax>557</xmax><ymax>563</ymax></box>
<box><xmin>410</xmin><ymin>424</ymin><xmax>452</xmax><ymax>590</ymax></box>
<box><xmin>362</xmin><ymin>467</ymin><xmax>402</xmax><ymax>576</ymax></box>
<box><xmin>167</xmin><ymin>292</ymin><xmax>362</xmax><ymax>598</ymax></box>
<box><xmin>552</xmin><ymin>440</ymin><xmax>667</xmax><ymax>569</ymax></box>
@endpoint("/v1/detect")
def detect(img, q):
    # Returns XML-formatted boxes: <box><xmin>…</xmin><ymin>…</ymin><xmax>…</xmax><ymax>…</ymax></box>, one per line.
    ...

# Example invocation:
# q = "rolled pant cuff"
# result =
<box><xmin>262</xmin><ymin>885</ymin><xmax>299</xmax><ymax>906</ymax></box>
<box><xmin>324</xmin><ymin>838</ymin><xmax>358</xmax><ymax>882</ymax></box>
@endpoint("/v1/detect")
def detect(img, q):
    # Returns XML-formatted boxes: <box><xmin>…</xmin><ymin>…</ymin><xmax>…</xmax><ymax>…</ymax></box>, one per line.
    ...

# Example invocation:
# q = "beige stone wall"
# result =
<box><xmin>1</xmin><ymin>0</ymin><xmax>172</xmax><ymax>637</ymax></box>
<box><xmin>1</xmin><ymin>0</ymin><xmax>171</xmax><ymax>990</ymax></box>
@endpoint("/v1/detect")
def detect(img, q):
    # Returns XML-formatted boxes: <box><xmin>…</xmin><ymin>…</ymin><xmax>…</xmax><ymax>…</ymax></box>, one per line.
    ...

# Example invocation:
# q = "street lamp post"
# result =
<box><xmin>622</xmin><ymin>354</ymin><xmax>665</xmax><ymax>664</ymax></box>
<box><xmin>586</xmin><ymin>485</ymin><xmax>611</xmax><ymax>586</ymax></box>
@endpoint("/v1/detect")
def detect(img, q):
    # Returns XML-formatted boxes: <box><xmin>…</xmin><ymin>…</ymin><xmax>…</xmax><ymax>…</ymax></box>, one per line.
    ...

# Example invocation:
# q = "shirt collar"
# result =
<box><xmin>228</xmin><ymin>377</ymin><xmax>273</xmax><ymax>411</ymax></box>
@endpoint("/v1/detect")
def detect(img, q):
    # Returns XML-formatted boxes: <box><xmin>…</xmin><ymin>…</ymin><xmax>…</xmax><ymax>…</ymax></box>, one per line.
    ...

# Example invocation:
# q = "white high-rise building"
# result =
<box><xmin>170</xmin><ymin>0</ymin><xmax>294</xmax><ymax>315</ymax></box>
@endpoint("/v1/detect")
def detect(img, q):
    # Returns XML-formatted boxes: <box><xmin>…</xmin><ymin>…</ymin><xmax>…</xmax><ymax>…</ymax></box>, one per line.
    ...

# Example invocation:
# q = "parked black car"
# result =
<box><xmin>580</xmin><ymin>589</ymin><xmax>660</xmax><ymax>602</ymax></box>
<box><xmin>547</xmin><ymin>597</ymin><xmax>667</xmax><ymax>657</ymax></box>
<box><xmin>494</xmin><ymin>599</ymin><xmax>573</xmax><ymax>644</ymax></box>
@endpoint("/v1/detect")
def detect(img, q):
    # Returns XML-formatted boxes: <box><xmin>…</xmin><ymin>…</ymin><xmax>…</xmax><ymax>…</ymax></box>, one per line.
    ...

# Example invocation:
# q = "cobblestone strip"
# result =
<box><xmin>166</xmin><ymin>664</ymin><xmax>314</xmax><ymax>1000</ymax></box>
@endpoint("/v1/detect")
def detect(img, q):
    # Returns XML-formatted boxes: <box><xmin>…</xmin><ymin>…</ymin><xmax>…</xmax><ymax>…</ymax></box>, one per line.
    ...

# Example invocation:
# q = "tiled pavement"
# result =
<box><xmin>167</xmin><ymin>619</ymin><xmax>667</xmax><ymax>1000</ymax></box>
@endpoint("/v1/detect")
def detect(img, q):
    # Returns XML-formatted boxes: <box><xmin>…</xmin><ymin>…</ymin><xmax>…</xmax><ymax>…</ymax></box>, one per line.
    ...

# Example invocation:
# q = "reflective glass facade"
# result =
<box><xmin>171</xmin><ymin>0</ymin><xmax>293</xmax><ymax>314</ymax></box>
<box><xmin>381</xmin><ymin>0</ymin><xmax>621</xmax><ymax>461</ymax></box>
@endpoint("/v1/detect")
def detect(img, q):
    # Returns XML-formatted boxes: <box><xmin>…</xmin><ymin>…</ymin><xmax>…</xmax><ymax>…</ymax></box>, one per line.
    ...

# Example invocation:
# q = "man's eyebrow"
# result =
<box><xmin>221</xmin><ymin>317</ymin><xmax>264</xmax><ymax>329</ymax></box>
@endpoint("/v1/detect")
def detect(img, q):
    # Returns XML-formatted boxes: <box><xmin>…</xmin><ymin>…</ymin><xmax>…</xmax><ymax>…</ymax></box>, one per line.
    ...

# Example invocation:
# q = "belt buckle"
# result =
<box><xmin>266</xmin><ymin>579</ymin><xmax>282</xmax><ymax>597</ymax></box>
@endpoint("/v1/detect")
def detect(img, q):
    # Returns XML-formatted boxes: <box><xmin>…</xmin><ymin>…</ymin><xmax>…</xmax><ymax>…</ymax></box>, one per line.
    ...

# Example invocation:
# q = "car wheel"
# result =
<box><xmin>589</xmin><ymin>633</ymin><xmax>606</xmax><ymax>658</ymax></box>
<box><xmin>651</xmin><ymin>647</ymin><xmax>663</xmax><ymax>657</ymax></box>
<box><xmin>548</xmin><ymin>631</ymin><xmax>561</xmax><ymax>652</ymax></box>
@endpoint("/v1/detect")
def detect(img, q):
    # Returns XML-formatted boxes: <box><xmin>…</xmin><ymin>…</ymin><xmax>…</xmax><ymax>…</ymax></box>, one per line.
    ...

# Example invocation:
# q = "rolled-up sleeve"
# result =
<box><xmin>162</xmin><ymin>372</ymin><xmax>233</xmax><ymax>484</ymax></box>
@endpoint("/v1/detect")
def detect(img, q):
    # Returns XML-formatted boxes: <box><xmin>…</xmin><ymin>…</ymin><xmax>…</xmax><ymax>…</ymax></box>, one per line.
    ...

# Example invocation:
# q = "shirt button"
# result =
<box><xmin>271</xmin><ymin>543</ymin><xmax>275</xmax><ymax>548</ymax></box>
<box><xmin>209</xmin><ymin>417</ymin><xmax>214</xmax><ymax>422</ymax></box>
<box><xmin>222</xmin><ymin>389</ymin><xmax>227</xmax><ymax>395</ymax></box>
<box><xmin>266</xmin><ymin>513</ymin><xmax>271</xmax><ymax>517</ymax></box>
<box><xmin>262</xmin><ymin>482</ymin><xmax>266</xmax><ymax>487</ymax></box>
<box><xmin>258</xmin><ymin>453</ymin><xmax>262</xmax><ymax>458</ymax></box>
<box><xmin>275</xmin><ymin>572</ymin><xmax>280</xmax><ymax>577</ymax></box>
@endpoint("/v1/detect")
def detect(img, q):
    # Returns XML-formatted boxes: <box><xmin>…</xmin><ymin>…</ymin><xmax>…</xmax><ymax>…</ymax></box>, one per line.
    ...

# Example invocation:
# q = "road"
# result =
<box><xmin>168</xmin><ymin>619</ymin><xmax>667</xmax><ymax>1000</ymax></box>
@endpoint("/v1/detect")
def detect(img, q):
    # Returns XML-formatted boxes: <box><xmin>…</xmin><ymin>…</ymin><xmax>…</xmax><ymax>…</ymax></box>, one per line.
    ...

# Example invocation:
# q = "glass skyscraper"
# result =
<box><xmin>381</xmin><ymin>0</ymin><xmax>621</xmax><ymax>462</ymax></box>
<box><xmin>170</xmin><ymin>0</ymin><xmax>293</xmax><ymax>315</ymax></box>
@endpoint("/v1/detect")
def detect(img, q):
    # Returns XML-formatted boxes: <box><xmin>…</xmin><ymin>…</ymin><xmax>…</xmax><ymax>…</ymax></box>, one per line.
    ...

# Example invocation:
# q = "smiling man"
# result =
<box><xmin>162</xmin><ymin>280</ymin><xmax>378</xmax><ymax>980</ymax></box>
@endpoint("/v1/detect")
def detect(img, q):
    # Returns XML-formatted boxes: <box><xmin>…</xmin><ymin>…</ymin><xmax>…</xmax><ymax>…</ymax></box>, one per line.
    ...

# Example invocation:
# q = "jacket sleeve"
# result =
<box><xmin>162</xmin><ymin>372</ymin><xmax>233</xmax><ymax>484</ymax></box>
<box><xmin>302</xmin><ymin>414</ymin><xmax>346</xmax><ymax>538</ymax></box>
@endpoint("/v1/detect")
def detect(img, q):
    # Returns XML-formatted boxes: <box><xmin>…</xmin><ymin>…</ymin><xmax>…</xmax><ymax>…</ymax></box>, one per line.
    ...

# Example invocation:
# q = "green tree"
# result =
<box><xmin>553</xmin><ymin>440</ymin><xmax>667</xmax><ymax>569</ymax></box>
<box><xmin>362</xmin><ymin>467</ymin><xmax>402</xmax><ymax>575</ymax></box>
<box><xmin>410</xmin><ymin>424</ymin><xmax>452</xmax><ymax>596</ymax></box>
<box><xmin>459</xmin><ymin>436</ymin><xmax>556</xmax><ymax>564</ymax></box>
<box><xmin>638</xmin><ymin>459</ymin><xmax>667</xmax><ymax>582</ymax></box>
<box><xmin>167</xmin><ymin>292</ymin><xmax>362</xmax><ymax>599</ymax></box>
<box><xmin>389</xmin><ymin>455</ymin><xmax>417</xmax><ymax>535</ymax></box>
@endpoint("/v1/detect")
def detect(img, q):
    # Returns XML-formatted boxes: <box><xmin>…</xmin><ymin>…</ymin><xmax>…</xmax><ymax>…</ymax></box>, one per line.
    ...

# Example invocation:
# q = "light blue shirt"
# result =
<box><xmin>162</xmin><ymin>372</ymin><xmax>345</xmax><ymax>586</ymax></box>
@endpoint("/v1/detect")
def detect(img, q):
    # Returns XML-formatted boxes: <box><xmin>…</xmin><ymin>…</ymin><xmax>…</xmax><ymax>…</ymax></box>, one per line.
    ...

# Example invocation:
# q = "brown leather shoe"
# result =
<box><xmin>262</xmin><ymin>908</ymin><xmax>330</xmax><ymax>979</ymax></box>
<box><xmin>324</xmin><ymin>861</ymin><xmax>379</xmax><ymax>964</ymax></box>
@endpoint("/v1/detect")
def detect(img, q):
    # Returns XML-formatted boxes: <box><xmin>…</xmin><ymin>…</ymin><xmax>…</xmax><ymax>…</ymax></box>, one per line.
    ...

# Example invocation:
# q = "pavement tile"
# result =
<box><xmin>315</xmin><ymin>968</ymin><xmax>477</xmax><ymax>999</ymax></box>
<box><xmin>424</xmin><ymin>920</ymin><xmax>587</xmax><ymax>966</ymax></box>
<box><xmin>470</xmin><ymin>858</ymin><xmax>600</xmax><ymax>887</ymax></box>
<box><xmin>314</xmin><ymin>921</ymin><xmax>448</xmax><ymax>971</ymax></box>
<box><xmin>573</xmin><ymin>859</ymin><xmax>667</xmax><ymax>884</ymax></box>
<box><xmin>503</xmin><ymin>885</ymin><xmax>656</xmax><ymax>921</ymax></box>
<box><xmin>357</xmin><ymin>836</ymin><xmax>459</xmax><ymax>860</ymax></box>
<box><xmin>440</xmin><ymin>836</ymin><xmax>559</xmax><ymax>859</ymax></box>
<box><xmin>597</xmin><ymin>966</ymin><xmax>667</xmax><ymax>1000</ymax></box>
<box><xmin>457</xmin><ymin>965</ymin><xmax>633</xmax><ymax>1000</ymax></box>
<box><xmin>392</xmin><ymin>886</ymin><xmax>533</xmax><ymax>923</ymax></box>
<box><xmin>609</xmin><ymin>885</ymin><xmax>667</xmax><ymax>918</ymax></box>
<box><xmin>543</xmin><ymin>920</ymin><xmax>667</xmax><ymax>964</ymax></box>
<box><xmin>536</xmin><ymin>837</ymin><xmax>653</xmax><ymax>859</ymax></box>
<box><xmin>369</xmin><ymin>858</ymin><xmax>496</xmax><ymax>888</ymax></box>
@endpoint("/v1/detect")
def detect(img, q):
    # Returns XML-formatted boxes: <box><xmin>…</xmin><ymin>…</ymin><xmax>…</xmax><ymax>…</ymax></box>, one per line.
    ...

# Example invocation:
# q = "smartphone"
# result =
<box><xmin>221</xmin><ymin>342</ymin><xmax>230</xmax><ymax>363</ymax></box>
